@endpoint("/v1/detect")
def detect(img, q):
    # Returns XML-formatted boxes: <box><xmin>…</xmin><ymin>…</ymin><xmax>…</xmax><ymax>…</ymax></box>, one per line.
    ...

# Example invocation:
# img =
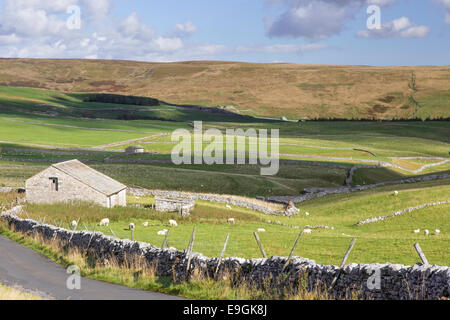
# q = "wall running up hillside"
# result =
<box><xmin>2</xmin><ymin>206</ymin><xmax>449</xmax><ymax>300</ymax></box>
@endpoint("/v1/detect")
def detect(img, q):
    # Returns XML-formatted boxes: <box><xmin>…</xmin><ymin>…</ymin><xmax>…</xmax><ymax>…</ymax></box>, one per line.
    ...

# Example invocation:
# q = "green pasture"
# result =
<box><xmin>16</xmin><ymin>179</ymin><xmax>449</xmax><ymax>266</ymax></box>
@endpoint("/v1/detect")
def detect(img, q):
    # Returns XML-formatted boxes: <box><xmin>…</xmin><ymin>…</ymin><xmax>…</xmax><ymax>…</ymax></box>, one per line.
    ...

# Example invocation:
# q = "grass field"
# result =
<box><xmin>0</xmin><ymin>283</ymin><xmax>42</xmax><ymax>300</ymax></box>
<box><xmin>11</xmin><ymin>177</ymin><xmax>448</xmax><ymax>266</ymax></box>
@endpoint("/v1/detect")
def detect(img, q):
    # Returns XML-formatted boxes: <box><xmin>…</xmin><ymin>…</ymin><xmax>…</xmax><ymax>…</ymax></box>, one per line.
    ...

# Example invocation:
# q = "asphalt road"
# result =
<box><xmin>0</xmin><ymin>235</ymin><xmax>183</xmax><ymax>300</ymax></box>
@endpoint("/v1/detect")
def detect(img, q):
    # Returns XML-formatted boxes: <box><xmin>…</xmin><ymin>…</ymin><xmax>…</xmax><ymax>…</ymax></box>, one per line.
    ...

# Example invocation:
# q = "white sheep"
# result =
<box><xmin>413</xmin><ymin>229</ymin><xmax>421</xmax><ymax>234</ymax></box>
<box><xmin>303</xmin><ymin>229</ymin><xmax>312</xmax><ymax>234</ymax></box>
<box><xmin>227</xmin><ymin>218</ymin><xmax>235</xmax><ymax>224</ymax></box>
<box><xmin>226</xmin><ymin>205</ymin><xmax>232</xmax><ymax>210</ymax></box>
<box><xmin>129</xmin><ymin>223</ymin><xmax>136</xmax><ymax>231</ymax></box>
<box><xmin>257</xmin><ymin>228</ymin><xmax>266</xmax><ymax>233</ymax></box>
<box><xmin>169</xmin><ymin>220</ymin><xmax>178</xmax><ymax>227</ymax></box>
<box><xmin>70</xmin><ymin>220</ymin><xmax>78</xmax><ymax>228</ymax></box>
<box><xmin>142</xmin><ymin>222</ymin><xmax>149</xmax><ymax>227</ymax></box>
<box><xmin>305</xmin><ymin>212</ymin><xmax>310</xmax><ymax>217</ymax></box>
<box><xmin>157</xmin><ymin>229</ymin><xmax>168</xmax><ymax>236</ymax></box>
<box><xmin>394</xmin><ymin>191</ymin><xmax>399</xmax><ymax>196</ymax></box>
<box><xmin>99</xmin><ymin>218</ymin><xmax>110</xmax><ymax>227</ymax></box>
<box><xmin>424</xmin><ymin>229</ymin><xmax>429</xmax><ymax>236</ymax></box>
<box><xmin>435</xmin><ymin>229</ymin><xmax>441</xmax><ymax>236</ymax></box>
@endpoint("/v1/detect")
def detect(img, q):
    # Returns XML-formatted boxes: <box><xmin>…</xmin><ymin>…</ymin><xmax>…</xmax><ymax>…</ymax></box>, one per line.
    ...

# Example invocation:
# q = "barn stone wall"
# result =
<box><xmin>2</xmin><ymin>206</ymin><xmax>449</xmax><ymax>300</ymax></box>
<box><xmin>25</xmin><ymin>167</ymin><xmax>109</xmax><ymax>207</ymax></box>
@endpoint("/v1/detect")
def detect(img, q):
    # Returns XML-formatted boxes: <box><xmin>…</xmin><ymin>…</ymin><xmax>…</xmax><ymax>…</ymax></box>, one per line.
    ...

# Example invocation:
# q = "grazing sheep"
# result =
<box><xmin>257</xmin><ymin>228</ymin><xmax>266</xmax><ymax>233</ymax></box>
<box><xmin>303</xmin><ymin>229</ymin><xmax>312</xmax><ymax>234</ymax></box>
<box><xmin>157</xmin><ymin>229</ymin><xmax>168</xmax><ymax>236</ymax></box>
<box><xmin>435</xmin><ymin>229</ymin><xmax>441</xmax><ymax>235</ymax></box>
<box><xmin>226</xmin><ymin>205</ymin><xmax>232</xmax><ymax>210</ymax></box>
<box><xmin>394</xmin><ymin>191</ymin><xmax>399</xmax><ymax>196</ymax></box>
<box><xmin>142</xmin><ymin>222</ymin><xmax>149</xmax><ymax>227</ymax></box>
<box><xmin>305</xmin><ymin>212</ymin><xmax>310</xmax><ymax>217</ymax></box>
<box><xmin>169</xmin><ymin>220</ymin><xmax>178</xmax><ymax>227</ymax></box>
<box><xmin>424</xmin><ymin>229</ymin><xmax>429</xmax><ymax>236</ymax></box>
<box><xmin>227</xmin><ymin>218</ymin><xmax>235</xmax><ymax>224</ymax></box>
<box><xmin>99</xmin><ymin>218</ymin><xmax>110</xmax><ymax>227</ymax></box>
<box><xmin>414</xmin><ymin>229</ymin><xmax>421</xmax><ymax>234</ymax></box>
<box><xmin>70</xmin><ymin>220</ymin><xmax>78</xmax><ymax>228</ymax></box>
<box><xmin>129</xmin><ymin>223</ymin><xmax>136</xmax><ymax>231</ymax></box>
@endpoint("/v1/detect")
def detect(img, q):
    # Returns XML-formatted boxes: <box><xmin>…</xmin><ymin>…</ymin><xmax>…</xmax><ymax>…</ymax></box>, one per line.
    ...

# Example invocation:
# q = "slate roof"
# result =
<box><xmin>52</xmin><ymin>159</ymin><xmax>126</xmax><ymax>196</ymax></box>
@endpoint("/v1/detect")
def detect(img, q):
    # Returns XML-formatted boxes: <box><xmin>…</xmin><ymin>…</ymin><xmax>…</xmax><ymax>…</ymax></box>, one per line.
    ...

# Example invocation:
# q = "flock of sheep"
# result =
<box><xmin>69</xmin><ymin>192</ymin><xmax>440</xmax><ymax>244</ymax></box>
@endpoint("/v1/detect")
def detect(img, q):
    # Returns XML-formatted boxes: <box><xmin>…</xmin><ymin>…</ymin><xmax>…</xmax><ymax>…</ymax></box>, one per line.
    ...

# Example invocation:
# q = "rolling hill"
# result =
<box><xmin>0</xmin><ymin>58</ymin><xmax>448</xmax><ymax>120</ymax></box>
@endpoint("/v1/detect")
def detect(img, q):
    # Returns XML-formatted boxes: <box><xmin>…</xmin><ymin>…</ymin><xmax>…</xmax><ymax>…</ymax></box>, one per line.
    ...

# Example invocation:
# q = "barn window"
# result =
<box><xmin>49</xmin><ymin>177</ymin><xmax>59</xmax><ymax>191</ymax></box>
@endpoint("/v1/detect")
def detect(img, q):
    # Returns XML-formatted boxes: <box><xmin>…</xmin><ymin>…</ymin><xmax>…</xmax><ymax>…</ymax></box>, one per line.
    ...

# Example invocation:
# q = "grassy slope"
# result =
<box><xmin>0</xmin><ymin>283</ymin><xmax>42</xmax><ymax>300</ymax></box>
<box><xmin>15</xmin><ymin>178</ymin><xmax>449</xmax><ymax>266</ymax></box>
<box><xmin>0</xmin><ymin>59</ymin><xmax>448</xmax><ymax>120</ymax></box>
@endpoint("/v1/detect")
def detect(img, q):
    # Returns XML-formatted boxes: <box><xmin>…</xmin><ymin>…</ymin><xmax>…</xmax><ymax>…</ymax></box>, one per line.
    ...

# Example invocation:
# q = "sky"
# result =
<box><xmin>0</xmin><ymin>0</ymin><xmax>448</xmax><ymax>66</ymax></box>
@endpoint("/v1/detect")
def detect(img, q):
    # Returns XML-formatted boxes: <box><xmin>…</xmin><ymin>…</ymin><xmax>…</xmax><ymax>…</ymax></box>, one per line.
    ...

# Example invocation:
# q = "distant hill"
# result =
<box><xmin>0</xmin><ymin>58</ymin><xmax>448</xmax><ymax>120</ymax></box>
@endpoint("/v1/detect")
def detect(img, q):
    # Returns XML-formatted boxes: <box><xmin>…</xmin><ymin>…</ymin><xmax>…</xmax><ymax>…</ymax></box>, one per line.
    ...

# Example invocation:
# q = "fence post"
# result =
<box><xmin>282</xmin><ymin>230</ymin><xmax>304</xmax><ymax>272</ymax></box>
<box><xmin>162</xmin><ymin>230</ymin><xmax>170</xmax><ymax>249</ymax></box>
<box><xmin>215</xmin><ymin>233</ymin><xmax>230</xmax><ymax>277</ymax></box>
<box><xmin>414</xmin><ymin>243</ymin><xmax>429</xmax><ymax>265</ymax></box>
<box><xmin>329</xmin><ymin>237</ymin><xmax>357</xmax><ymax>289</ymax></box>
<box><xmin>185</xmin><ymin>226</ymin><xmax>197</xmax><ymax>280</ymax></box>
<box><xmin>253</xmin><ymin>232</ymin><xmax>268</xmax><ymax>259</ymax></box>
<box><xmin>109</xmin><ymin>227</ymin><xmax>117</xmax><ymax>238</ymax></box>
<box><xmin>86</xmin><ymin>226</ymin><xmax>97</xmax><ymax>249</ymax></box>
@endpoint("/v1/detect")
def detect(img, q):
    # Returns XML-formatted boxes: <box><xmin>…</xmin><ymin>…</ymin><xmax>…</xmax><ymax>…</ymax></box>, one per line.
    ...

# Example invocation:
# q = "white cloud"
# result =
<box><xmin>356</xmin><ymin>17</ymin><xmax>431</xmax><ymax>38</ymax></box>
<box><xmin>434</xmin><ymin>0</ymin><xmax>450</xmax><ymax>24</ymax></box>
<box><xmin>265</xmin><ymin>0</ymin><xmax>396</xmax><ymax>40</ymax></box>
<box><xmin>171</xmin><ymin>21</ymin><xmax>198</xmax><ymax>38</ymax></box>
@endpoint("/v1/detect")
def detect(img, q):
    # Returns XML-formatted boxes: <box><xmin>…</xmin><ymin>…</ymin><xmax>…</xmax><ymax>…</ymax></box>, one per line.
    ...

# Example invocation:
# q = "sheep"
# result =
<box><xmin>142</xmin><ymin>222</ymin><xmax>149</xmax><ymax>227</ymax></box>
<box><xmin>157</xmin><ymin>229</ymin><xmax>168</xmax><ymax>236</ymax></box>
<box><xmin>424</xmin><ymin>229</ymin><xmax>429</xmax><ymax>236</ymax></box>
<box><xmin>435</xmin><ymin>229</ymin><xmax>441</xmax><ymax>236</ymax></box>
<box><xmin>129</xmin><ymin>223</ymin><xmax>136</xmax><ymax>231</ymax></box>
<box><xmin>394</xmin><ymin>191</ymin><xmax>399</xmax><ymax>196</ymax></box>
<box><xmin>413</xmin><ymin>229</ymin><xmax>421</xmax><ymax>234</ymax></box>
<box><xmin>70</xmin><ymin>220</ymin><xmax>78</xmax><ymax>228</ymax></box>
<box><xmin>305</xmin><ymin>212</ymin><xmax>310</xmax><ymax>217</ymax></box>
<box><xmin>226</xmin><ymin>205</ymin><xmax>232</xmax><ymax>210</ymax></box>
<box><xmin>227</xmin><ymin>218</ymin><xmax>235</xmax><ymax>224</ymax></box>
<box><xmin>169</xmin><ymin>220</ymin><xmax>178</xmax><ymax>227</ymax></box>
<box><xmin>99</xmin><ymin>218</ymin><xmax>110</xmax><ymax>227</ymax></box>
<box><xmin>257</xmin><ymin>228</ymin><xmax>266</xmax><ymax>233</ymax></box>
<box><xmin>303</xmin><ymin>229</ymin><xmax>312</xmax><ymax>234</ymax></box>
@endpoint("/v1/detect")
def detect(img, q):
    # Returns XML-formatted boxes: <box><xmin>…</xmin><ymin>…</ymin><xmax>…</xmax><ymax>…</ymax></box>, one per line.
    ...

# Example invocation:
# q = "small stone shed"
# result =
<box><xmin>25</xmin><ymin>159</ymin><xmax>127</xmax><ymax>208</ymax></box>
<box><xmin>125</xmin><ymin>146</ymin><xmax>145</xmax><ymax>154</ymax></box>
<box><xmin>155</xmin><ymin>197</ymin><xmax>195</xmax><ymax>216</ymax></box>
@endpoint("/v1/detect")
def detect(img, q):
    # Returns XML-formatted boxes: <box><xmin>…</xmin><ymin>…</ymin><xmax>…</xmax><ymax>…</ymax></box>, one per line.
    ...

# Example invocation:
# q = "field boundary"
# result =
<box><xmin>2</xmin><ymin>206</ymin><xmax>449</xmax><ymax>300</ymax></box>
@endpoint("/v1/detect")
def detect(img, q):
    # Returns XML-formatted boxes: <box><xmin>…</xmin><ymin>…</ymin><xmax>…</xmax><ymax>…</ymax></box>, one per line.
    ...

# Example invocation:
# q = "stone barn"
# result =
<box><xmin>25</xmin><ymin>159</ymin><xmax>127</xmax><ymax>208</ymax></box>
<box><xmin>125</xmin><ymin>146</ymin><xmax>145</xmax><ymax>154</ymax></box>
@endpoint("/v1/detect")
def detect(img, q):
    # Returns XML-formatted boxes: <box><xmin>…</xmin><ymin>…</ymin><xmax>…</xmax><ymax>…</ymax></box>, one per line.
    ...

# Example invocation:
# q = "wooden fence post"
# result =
<box><xmin>414</xmin><ymin>243</ymin><xmax>429</xmax><ymax>265</ymax></box>
<box><xmin>282</xmin><ymin>230</ymin><xmax>304</xmax><ymax>272</ymax></box>
<box><xmin>253</xmin><ymin>232</ymin><xmax>268</xmax><ymax>259</ymax></box>
<box><xmin>86</xmin><ymin>226</ymin><xmax>97</xmax><ymax>249</ymax></box>
<box><xmin>329</xmin><ymin>238</ymin><xmax>357</xmax><ymax>289</ymax></box>
<box><xmin>162</xmin><ymin>230</ymin><xmax>170</xmax><ymax>249</ymax></box>
<box><xmin>109</xmin><ymin>227</ymin><xmax>117</xmax><ymax>238</ymax></box>
<box><xmin>215</xmin><ymin>233</ymin><xmax>230</xmax><ymax>277</ymax></box>
<box><xmin>185</xmin><ymin>226</ymin><xmax>197</xmax><ymax>279</ymax></box>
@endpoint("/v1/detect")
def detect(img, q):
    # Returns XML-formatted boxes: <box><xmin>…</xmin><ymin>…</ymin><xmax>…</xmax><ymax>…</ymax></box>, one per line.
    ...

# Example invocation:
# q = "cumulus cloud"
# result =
<box><xmin>265</xmin><ymin>0</ymin><xmax>395</xmax><ymax>40</ymax></box>
<box><xmin>356</xmin><ymin>17</ymin><xmax>431</xmax><ymax>38</ymax></box>
<box><xmin>0</xmin><ymin>0</ymin><xmax>328</xmax><ymax>62</ymax></box>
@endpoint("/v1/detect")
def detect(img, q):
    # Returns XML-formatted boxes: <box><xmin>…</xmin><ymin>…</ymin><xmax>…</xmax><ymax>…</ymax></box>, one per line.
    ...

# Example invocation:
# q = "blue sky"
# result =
<box><xmin>0</xmin><ymin>0</ymin><xmax>448</xmax><ymax>65</ymax></box>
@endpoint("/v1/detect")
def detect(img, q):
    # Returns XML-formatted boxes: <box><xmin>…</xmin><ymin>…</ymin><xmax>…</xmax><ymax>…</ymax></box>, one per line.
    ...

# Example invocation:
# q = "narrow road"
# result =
<box><xmin>0</xmin><ymin>235</ymin><xmax>183</xmax><ymax>300</ymax></box>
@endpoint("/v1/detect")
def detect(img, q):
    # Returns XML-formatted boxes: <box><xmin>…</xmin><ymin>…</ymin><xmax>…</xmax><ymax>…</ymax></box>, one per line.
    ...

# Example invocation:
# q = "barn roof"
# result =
<box><xmin>52</xmin><ymin>160</ymin><xmax>126</xmax><ymax>196</ymax></box>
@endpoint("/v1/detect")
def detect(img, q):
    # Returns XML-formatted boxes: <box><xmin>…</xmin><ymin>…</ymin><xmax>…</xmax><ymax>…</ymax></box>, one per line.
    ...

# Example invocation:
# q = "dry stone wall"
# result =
<box><xmin>2</xmin><ymin>206</ymin><xmax>449</xmax><ymax>300</ymax></box>
<box><xmin>128</xmin><ymin>188</ymin><xmax>294</xmax><ymax>216</ymax></box>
